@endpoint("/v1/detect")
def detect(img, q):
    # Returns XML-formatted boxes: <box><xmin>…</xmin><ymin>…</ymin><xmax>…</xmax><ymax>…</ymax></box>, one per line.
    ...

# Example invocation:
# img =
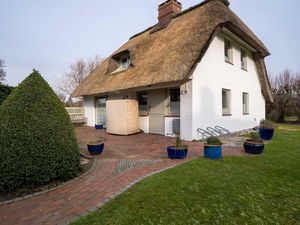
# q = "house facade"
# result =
<box><xmin>73</xmin><ymin>0</ymin><xmax>273</xmax><ymax>141</ymax></box>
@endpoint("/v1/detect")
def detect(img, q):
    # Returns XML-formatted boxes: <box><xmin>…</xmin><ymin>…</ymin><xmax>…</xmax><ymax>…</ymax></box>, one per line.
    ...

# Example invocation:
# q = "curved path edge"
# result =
<box><xmin>0</xmin><ymin>158</ymin><xmax>189</xmax><ymax>225</ymax></box>
<box><xmin>0</xmin><ymin>159</ymin><xmax>97</xmax><ymax>207</ymax></box>
<box><xmin>66</xmin><ymin>160</ymin><xmax>188</xmax><ymax>225</ymax></box>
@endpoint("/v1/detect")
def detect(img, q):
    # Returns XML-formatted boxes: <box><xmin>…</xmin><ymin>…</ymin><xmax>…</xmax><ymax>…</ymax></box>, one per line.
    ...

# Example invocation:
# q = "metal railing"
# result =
<box><xmin>197</xmin><ymin>126</ymin><xmax>230</xmax><ymax>139</ymax></box>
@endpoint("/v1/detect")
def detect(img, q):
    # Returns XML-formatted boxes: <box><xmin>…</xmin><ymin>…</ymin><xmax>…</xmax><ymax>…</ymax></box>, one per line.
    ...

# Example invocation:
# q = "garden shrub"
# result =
<box><xmin>0</xmin><ymin>70</ymin><xmax>80</xmax><ymax>192</ymax></box>
<box><xmin>250</xmin><ymin>132</ymin><xmax>263</xmax><ymax>143</ymax></box>
<box><xmin>206</xmin><ymin>136</ymin><xmax>222</xmax><ymax>145</ymax></box>
<box><xmin>0</xmin><ymin>84</ymin><xmax>14</xmax><ymax>105</ymax></box>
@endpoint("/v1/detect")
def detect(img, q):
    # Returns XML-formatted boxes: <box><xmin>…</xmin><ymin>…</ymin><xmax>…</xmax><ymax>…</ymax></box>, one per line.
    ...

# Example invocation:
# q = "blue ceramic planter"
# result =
<box><xmin>204</xmin><ymin>145</ymin><xmax>222</xmax><ymax>159</ymax></box>
<box><xmin>243</xmin><ymin>141</ymin><xmax>264</xmax><ymax>154</ymax></box>
<box><xmin>87</xmin><ymin>141</ymin><xmax>104</xmax><ymax>155</ymax></box>
<box><xmin>259</xmin><ymin>128</ymin><xmax>274</xmax><ymax>141</ymax></box>
<box><xmin>167</xmin><ymin>146</ymin><xmax>188</xmax><ymax>159</ymax></box>
<box><xmin>95</xmin><ymin>124</ymin><xmax>104</xmax><ymax>129</ymax></box>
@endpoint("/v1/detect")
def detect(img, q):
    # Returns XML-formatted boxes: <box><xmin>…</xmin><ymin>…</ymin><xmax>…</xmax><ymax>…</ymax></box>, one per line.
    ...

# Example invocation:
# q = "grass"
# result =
<box><xmin>72</xmin><ymin>124</ymin><xmax>300</xmax><ymax>225</ymax></box>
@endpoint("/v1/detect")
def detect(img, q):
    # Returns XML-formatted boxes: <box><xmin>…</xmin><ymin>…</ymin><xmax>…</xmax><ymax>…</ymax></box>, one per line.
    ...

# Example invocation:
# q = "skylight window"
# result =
<box><xmin>110</xmin><ymin>50</ymin><xmax>131</xmax><ymax>74</ymax></box>
<box><xmin>120</xmin><ymin>55</ymin><xmax>131</xmax><ymax>70</ymax></box>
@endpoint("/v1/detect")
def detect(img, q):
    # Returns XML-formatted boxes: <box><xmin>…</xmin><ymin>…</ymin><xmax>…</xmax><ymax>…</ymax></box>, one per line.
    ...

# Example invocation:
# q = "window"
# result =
<box><xmin>119</xmin><ymin>55</ymin><xmax>131</xmax><ymax>70</ymax></box>
<box><xmin>224</xmin><ymin>39</ymin><xmax>233</xmax><ymax>63</ymax></box>
<box><xmin>169</xmin><ymin>88</ymin><xmax>180</xmax><ymax>114</ymax></box>
<box><xmin>137</xmin><ymin>92</ymin><xmax>148</xmax><ymax>115</ymax></box>
<box><xmin>243</xmin><ymin>92</ymin><xmax>249</xmax><ymax>114</ymax></box>
<box><xmin>222</xmin><ymin>89</ymin><xmax>231</xmax><ymax>115</ymax></box>
<box><xmin>111</xmin><ymin>51</ymin><xmax>131</xmax><ymax>74</ymax></box>
<box><xmin>241</xmin><ymin>49</ymin><xmax>247</xmax><ymax>70</ymax></box>
<box><xmin>95</xmin><ymin>97</ymin><xmax>107</xmax><ymax>127</ymax></box>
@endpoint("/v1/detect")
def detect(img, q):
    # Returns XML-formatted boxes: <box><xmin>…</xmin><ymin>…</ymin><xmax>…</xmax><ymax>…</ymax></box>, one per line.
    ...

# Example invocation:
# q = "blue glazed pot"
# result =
<box><xmin>243</xmin><ymin>141</ymin><xmax>264</xmax><ymax>154</ymax></box>
<box><xmin>259</xmin><ymin>128</ymin><xmax>274</xmax><ymax>141</ymax></box>
<box><xmin>87</xmin><ymin>141</ymin><xmax>104</xmax><ymax>155</ymax></box>
<box><xmin>167</xmin><ymin>146</ymin><xmax>188</xmax><ymax>159</ymax></box>
<box><xmin>204</xmin><ymin>145</ymin><xmax>222</xmax><ymax>159</ymax></box>
<box><xmin>95</xmin><ymin>124</ymin><xmax>104</xmax><ymax>129</ymax></box>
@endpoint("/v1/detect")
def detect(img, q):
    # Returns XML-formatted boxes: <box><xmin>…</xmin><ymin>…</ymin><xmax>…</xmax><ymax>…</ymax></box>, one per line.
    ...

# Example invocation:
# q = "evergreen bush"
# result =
<box><xmin>0</xmin><ymin>70</ymin><xmax>80</xmax><ymax>192</ymax></box>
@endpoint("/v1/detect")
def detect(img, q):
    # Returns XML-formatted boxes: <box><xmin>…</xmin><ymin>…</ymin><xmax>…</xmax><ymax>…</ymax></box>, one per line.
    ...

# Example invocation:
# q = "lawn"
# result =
<box><xmin>72</xmin><ymin>125</ymin><xmax>300</xmax><ymax>225</ymax></box>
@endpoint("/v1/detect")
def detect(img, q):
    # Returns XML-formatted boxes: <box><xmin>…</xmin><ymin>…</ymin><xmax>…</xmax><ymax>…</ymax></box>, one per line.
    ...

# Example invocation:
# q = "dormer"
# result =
<box><xmin>110</xmin><ymin>50</ymin><xmax>131</xmax><ymax>74</ymax></box>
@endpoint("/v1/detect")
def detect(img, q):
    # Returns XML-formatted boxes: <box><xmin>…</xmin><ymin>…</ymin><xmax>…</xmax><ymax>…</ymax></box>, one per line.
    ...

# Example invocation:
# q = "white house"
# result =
<box><xmin>72</xmin><ymin>0</ymin><xmax>273</xmax><ymax>141</ymax></box>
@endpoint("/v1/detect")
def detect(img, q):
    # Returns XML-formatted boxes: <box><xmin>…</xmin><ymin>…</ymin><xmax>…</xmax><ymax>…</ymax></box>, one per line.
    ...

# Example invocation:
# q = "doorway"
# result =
<box><xmin>148</xmin><ymin>89</ymin><xmax>166</xmax><ymax>135</ymax></box>
<box><xmin>95</xmin><ymin>97</ymin><xmax>107</xmax><ymax>128</ymax></box>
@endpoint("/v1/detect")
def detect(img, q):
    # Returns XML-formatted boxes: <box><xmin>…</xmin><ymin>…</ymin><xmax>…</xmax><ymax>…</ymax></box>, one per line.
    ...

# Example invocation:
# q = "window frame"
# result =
<box><xmin>137</xmin><ymin>92</ymin><xmax>149</xmax><ymax>116</ymax></box>
<box><xmin>222</xmin><ymin>88</ymin><xmax>232</xmax><ymax>116</ymax></box>
<box><xmin>224</xmin><ymin>38</ymin><xmax>233</xmax><ymax>64</ymax></box>
<box><xmin>168</xmin><ymin>88</ymin><xmax>180</xmax><ymax>115</ymax></box>
<box><xmin>242</xmin><ymin>92</ymin><xmax>249</xmax><ymax>115</ymax></box>
<box><xmin>241</xmin><ymin>49</ymin><xmax>247</xmax><ymax>71</ymax></box>
<box><xmin>111</xmin><ymin>53</ymin><xmax>131</xmax><ymax>74</ymax></box>
<box><xmin>119</xmin><ymin>55</ymin><xmax>131</xmax><ymax>70</ymax></box>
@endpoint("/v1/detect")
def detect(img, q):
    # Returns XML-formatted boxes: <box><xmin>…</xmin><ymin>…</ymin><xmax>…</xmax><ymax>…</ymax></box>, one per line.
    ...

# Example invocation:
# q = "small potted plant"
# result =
<box><xmin>204</xmin><ymin>136</ymin><xmax>223</xmax><ymax>159</ymax></box>
<box><xmin>167</xmin><ymin>133</ymin><xmax>188</xmax><ymax>159</ymax></box>
<box><xmin>244</xmin><ymin>132</ymin><xmax>264</xmax><ymax>154</ymax></box>
<box><xmin>87</xmin><ymin>138</ymin><xmax>105</xmax><ymax>155</ymax></box>
<box><xmin>95</xmin><ymin>124</ymin><xmax>104</xmax><ymax>129</ymax></box>
<box><xmin>259</xmin><ymin>119</ymin><xmax>275</xmax><ymax>141</ymax></box>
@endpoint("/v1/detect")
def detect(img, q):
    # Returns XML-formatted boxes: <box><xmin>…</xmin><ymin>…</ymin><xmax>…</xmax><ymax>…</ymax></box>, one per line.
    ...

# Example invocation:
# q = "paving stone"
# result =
<box><xmin>113</xmin><ymin>159</ymin><xmax>162</xmax><ymax>175</ymax></box>
<box><xmin>0</xmin><ymin>126</ymin><xmax>246</xmax><ymax>225</ymax></box>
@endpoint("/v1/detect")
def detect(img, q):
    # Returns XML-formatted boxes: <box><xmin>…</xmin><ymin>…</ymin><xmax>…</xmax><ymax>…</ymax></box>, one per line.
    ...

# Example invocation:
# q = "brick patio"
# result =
<box><xmin>76</xmin><ymin>126</ymin><xmax>246</xmax><ymax>159</ymax></box>
<box><xmin>0</xmin><ymin>126</ymin><xmax>246</xmax><ymax>225</ymax></box>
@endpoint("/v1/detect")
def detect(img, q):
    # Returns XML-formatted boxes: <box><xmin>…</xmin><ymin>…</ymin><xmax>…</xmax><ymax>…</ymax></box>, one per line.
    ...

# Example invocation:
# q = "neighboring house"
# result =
<box><xmin>72</xmin><ymin>0</ymin><xmax>273</xmax><ymax>141</ymax></box>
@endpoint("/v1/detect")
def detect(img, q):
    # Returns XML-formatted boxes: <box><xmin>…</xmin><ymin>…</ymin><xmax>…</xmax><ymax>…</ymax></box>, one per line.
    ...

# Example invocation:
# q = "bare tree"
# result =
<box><xmin>57</xmin><ymin>55</ymin><xmax>103</xmax><ymax>101</ymax></box>
<box><xmin>294</xmin><ymin>72</ymin><xmax>300</xmax><ymax>118</ymax></box>
<box><xmin>267</xmin><ymin>70</ymin><xmax>299</xmax><ymax>122</ymax></box>
<box><xmin>0</xmin><ymin>59</ymin><xmax>6</xmax><ymax>84</ymax></box>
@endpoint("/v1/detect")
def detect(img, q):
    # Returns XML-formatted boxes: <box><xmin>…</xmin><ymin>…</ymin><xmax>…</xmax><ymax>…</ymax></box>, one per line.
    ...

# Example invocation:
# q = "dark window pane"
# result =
<box><xmin>170</xmin><ymin>88</ymin><xmax>180</xmax><ymax>102</ymax></box>
<box><xmin>120</xmin><ymin>56</ymin><xmax>131</xmax><ymax>69</ymax></box>
<box><xmin>225</xmin><ymin>40</ymin><xmax>230</xmax><ymax>57</ymax></box>
<box><xmin>138</xmin><ymin>93</ymin><xmax>148</xmax><ymax>105</ymax></box>
<box><xmin>222</xmin><ymin>90</ymin><xmax>227</xmax><ymax>108</ymax></box>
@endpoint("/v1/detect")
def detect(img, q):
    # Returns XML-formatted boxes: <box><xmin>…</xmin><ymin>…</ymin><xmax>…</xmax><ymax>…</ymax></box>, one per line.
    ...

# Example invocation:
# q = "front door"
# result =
<box><xmin>148</xmin><ymin>89</ymin><xmax>165</xmax><ymax>135</ymax></box>
<box><xmin>95</xmin><ymin>97</ymin><xmax>106</xmax><ymax>128</ymax></box>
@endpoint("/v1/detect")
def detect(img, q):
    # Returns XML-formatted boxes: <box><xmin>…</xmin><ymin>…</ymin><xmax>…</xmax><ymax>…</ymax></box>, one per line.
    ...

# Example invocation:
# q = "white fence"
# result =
<box><xmin>65</xmin><ymin>107</ymin><xmax>86</xmax><ymax>124</ymax></box>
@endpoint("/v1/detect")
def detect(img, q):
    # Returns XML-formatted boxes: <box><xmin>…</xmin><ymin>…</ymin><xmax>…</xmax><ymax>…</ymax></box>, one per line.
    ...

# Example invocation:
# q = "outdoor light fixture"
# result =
<box><xmin>180</xmin><ymin>83</ymin><xmax>188</xmax><ymax>95</ymax></box>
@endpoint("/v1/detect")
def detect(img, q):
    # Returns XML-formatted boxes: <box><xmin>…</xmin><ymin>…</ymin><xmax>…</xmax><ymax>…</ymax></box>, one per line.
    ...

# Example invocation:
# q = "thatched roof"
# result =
<box><xmin>72</xmin><ymin>0</ymin><xmax>273</xmax><ymax>103</ymax></box>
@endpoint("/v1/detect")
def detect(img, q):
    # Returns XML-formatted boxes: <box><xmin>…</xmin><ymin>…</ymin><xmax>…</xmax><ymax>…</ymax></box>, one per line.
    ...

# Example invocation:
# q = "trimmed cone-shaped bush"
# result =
<box><xmin>0</xmin><ymin>70</ymin><xmax>80</xmax><ymax>192</ymax></box>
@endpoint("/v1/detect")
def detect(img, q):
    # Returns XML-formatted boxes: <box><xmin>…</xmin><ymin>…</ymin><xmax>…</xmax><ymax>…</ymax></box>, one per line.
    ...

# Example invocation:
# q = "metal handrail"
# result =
<box><xmin>215</xmin><ymin>126</ymin><xmax>230</xmax><ymax>135</ymax></box>
<box><xmin>197</xmin><ymin>128</ymin><xmax>213</xmax><ymax>139</ymax></box>
<box><xmin>207</xmin><ymin>127</ymin><xmax>221</xmax><ymax>136</ymax></box>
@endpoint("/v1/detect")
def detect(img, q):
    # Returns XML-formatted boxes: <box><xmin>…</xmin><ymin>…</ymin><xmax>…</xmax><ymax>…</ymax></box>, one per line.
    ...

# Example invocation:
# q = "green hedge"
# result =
<box><xmin>0</xmin><ymin>70</ymin><xmax>80</xmax><ymax>192</ymax></box>
<box><xmin>0</xmin><ymin>84</ymin><xmax>14</xmax><ymax>105</ymax></box>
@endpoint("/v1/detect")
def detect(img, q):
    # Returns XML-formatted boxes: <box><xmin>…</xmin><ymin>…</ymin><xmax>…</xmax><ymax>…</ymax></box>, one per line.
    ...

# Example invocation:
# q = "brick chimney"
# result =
<box><xmin>158</xmin><ymin>0</ymin><xmax>182</xmax><ymax>25</ymax></box>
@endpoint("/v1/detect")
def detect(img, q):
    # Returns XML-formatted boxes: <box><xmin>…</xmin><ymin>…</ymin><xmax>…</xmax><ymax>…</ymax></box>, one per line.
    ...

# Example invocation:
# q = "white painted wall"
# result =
<box><xmin>83</xmin><ymin>96</ymin><xmax>95</xmax><ymax>126</ymax></box>
<box><xmin>190</xmin><ymin>32</ymin><xmax>266</xmax><ymax>140</ymax></box>
<box><xmin>83</xmin><ymin>31</ymin><xmax>266</xmax><ymax>141</ymax></box>
<box><xmin>165</xmin><ymin>117</ymin><xmax>180</xmax><ymax>137</ymax></box>
<box><xmin>180</xmin><ymin>80</ymin><xmax>193</xmax><ymax>140</ymax></box>
<box><xmin>139</xmin><ymin>116</ymin><xmax>149</xmax><ymax>133</ymax></box>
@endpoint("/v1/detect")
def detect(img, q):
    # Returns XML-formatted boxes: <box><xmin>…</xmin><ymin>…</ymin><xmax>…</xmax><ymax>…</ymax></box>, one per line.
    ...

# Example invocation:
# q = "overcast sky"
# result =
<box><xmin>1</xmin><ymin>0</ymin><xmax>300</xmax><ymax>88</ymax></box>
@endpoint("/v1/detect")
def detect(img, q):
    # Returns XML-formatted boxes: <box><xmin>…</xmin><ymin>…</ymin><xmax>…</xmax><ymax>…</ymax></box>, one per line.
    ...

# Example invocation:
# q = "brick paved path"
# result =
<box><xmin>0</xmin><ymin>127</ymin><xmax>246</xmax><ymax>225</ymax></box>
